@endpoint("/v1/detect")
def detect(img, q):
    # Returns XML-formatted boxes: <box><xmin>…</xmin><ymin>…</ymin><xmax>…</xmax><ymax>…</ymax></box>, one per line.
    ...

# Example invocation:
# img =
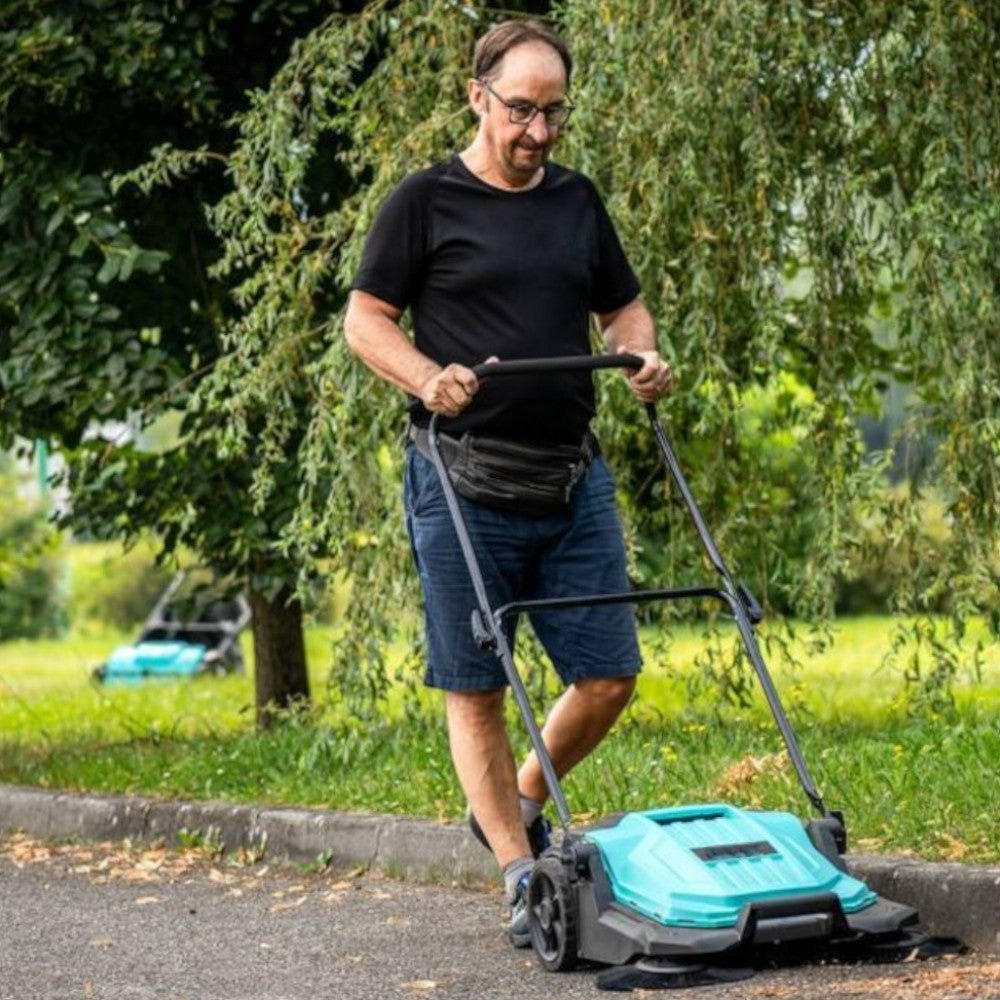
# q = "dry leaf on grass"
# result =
<box><xmin>713</xmin><ymin>752</ymin><xmax>790</xmax><ymax>800</ymax></box>
<box><xmin>938</xmin><ymin>834</ymin><xmax>971</xmax><ymax>861</ymax></box>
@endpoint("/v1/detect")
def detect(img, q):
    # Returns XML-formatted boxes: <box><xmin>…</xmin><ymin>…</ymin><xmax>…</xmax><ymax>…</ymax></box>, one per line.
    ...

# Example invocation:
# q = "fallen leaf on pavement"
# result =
<box><xmin>135</xmin><ymin>896</ymin><xmax>163</xmax><ymax>905</ymax></box>
<box><xmin>123</xmin><ymin>869</ymin><xmax>158</xmax><ymax>883</ymax></box>
<box><xmin>269</xmin><ymin>896</ymin><xmax>308</xmax><ymax>913</ymax></box>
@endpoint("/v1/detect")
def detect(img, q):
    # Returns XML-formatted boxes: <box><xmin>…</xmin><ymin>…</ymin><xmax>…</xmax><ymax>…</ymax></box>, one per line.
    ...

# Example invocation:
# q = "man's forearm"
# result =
<box><xmin>344</xmin><ymin>291</ymin><xmax>483</xmax><ymax>417</ymax></box>
<box><xmin>344</xmin><ymin>297</ymin><xmax>440</xmax><ymax>397</ymax></box>
<box><xmin>598</xmin><ymin>298</ymin><xmax>673</xmax><ymax>402</ymax></box>
<box><xmin>600</xmin><ymin>299</ymin><xmax>658</xmax><ymax>355</ymax></box>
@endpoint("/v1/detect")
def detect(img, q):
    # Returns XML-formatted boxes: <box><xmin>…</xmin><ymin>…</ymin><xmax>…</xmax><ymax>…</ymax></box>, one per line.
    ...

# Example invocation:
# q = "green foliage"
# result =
<box><xmin>0</xmin><ymin>0</ymin><xmax>241</xmax><ymax>445</ymax></box>
<box><xmin>561</xmin><ymin>0</ymin><xmax>999</xmax><ymax>704</ymax></box>
<box><xmin>0</xmin><ymin>0</ymin><xmax>337</xmax><ymax>549</ymax></box>
<box><xmin>177</xmin><ymin>825</ymin><xmax>226</xmax><ymax>859</ymax></box>
<box><xmin>189</xmin><ymin>0</ymin><xmax>997</xmax><ymax>713</ymax></box>
<box><xmin>0</xmin><ymin>454</ymin><xmax>65</xmax><ymax>640</ymax></box>
<box><xmin>4</xmin><ymin>1</ymin><xmax>996</xmax><ymax>715</ymax></box>
<box><xmin>0</xmin><ymin>148</ymin><xmax>171</xmax><ymax>447</ymax></box>
<box><xmin>836</xmin><ymin>489</ymin><xmax>954</xmax><ymax>617</ymax></box>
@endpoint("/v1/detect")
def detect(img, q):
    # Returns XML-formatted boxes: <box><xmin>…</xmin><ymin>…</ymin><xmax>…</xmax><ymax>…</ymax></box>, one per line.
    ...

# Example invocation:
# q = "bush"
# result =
<box><xmin>629</xmin><ymin>378</ymin><xmax>970</xmax><ymax>620</ymax></box>
<box><xmin>66</xmin><ymin>539</ymin><xmax>174</xmax><ymax>630</ymax></box>
<box><xmin>835</xmin><ymin>490</ymin><xmax>954</xmax><ymax>615</ymax></box>
<box><xmin>628</xmin><ymin>372</ymin><xmax>829</xmax><ymax>619</ymax></box>
<box><xmin>0</xmin><ymin>461</ymin><xmax>65</xmax><ymax>640</ymax></box>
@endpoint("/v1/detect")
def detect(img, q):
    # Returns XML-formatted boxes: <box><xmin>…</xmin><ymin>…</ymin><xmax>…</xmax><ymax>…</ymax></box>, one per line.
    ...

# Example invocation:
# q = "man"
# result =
<box><xmin>344</xmin><ymin>18</ymin><xmax>672</xmax><ymax>946</ymax></box>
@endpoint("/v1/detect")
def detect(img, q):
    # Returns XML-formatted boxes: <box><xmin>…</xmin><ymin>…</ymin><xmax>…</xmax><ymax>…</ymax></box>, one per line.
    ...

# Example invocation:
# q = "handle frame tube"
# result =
<box><xmin>422</xmin><ymin>353</ymin><xmax>832</xmax><ymax>833</ymax></box>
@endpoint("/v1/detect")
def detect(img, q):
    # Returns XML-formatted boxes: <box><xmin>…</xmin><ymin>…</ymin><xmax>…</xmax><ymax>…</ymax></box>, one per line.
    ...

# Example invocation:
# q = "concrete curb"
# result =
<box><xmin>1</xmin><ymin>784</ymin><xmax>997</xmax><ymax>954</ymax></box>
<box><xmin>848</xmin><ymin>853</ymin><xmax>1000</xmax><ymax>956</ymax></box>
<box><xmin>0</xmin><ymin>784</ymin><xmax>496</xmax><ymax>884</ymax></box>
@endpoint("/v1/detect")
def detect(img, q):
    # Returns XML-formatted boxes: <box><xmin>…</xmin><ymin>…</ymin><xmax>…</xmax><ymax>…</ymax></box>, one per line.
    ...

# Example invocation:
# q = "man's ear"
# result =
<box><xmin>467</xmin><ymin>77</ymin><xmax>486</xmax><ymax>118</ymax></box>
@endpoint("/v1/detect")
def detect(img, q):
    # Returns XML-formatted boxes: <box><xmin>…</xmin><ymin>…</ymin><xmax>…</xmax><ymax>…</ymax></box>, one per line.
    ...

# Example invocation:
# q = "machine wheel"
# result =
<box><xmin>527</xmin><ymin>856</ymin><xmax>579</xmax><ymax>971</ymax></box>
<box><xmin>223</xmin><ymin>646</ymin><xmax>245</xmax><ymax>675</ymax></box>
<box><xmin>806</xmin><ymin>819</ymin><xmax>849</xmax><ymax>873</ymax></box>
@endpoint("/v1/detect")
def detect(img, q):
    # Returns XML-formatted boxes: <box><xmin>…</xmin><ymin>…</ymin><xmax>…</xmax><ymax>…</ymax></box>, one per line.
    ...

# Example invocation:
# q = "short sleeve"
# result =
<box><xmin>588</xmin><ymin>187</ymin><xmax>641</xmax><ymax>314</ymax></box>
<box><xmin>351</xmin><ymin>171</ymin><xmax>435</xmax><ymax>310</ymax></box>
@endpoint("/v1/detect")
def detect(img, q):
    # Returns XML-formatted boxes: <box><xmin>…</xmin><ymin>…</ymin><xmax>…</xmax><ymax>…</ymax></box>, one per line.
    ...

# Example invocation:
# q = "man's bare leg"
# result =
<box><xmin>516</xmin><ymin>675</ymin><xmax>636</xmax><ymax>806</ymax></box>
<box><xmin>445</xmin><ymin>688</ymin><xmax>532</xmax><ymax>868</ymax></box>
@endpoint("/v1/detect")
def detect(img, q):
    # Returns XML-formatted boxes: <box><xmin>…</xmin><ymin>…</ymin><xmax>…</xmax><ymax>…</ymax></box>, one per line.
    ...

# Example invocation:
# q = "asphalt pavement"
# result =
<box><xmin>1</xmin><ymin>782</ymin><xmax>999</xmax><ymax>999</ymax></box>
<box><xmin>2</xmin><ymin>835</ymin><xmax>998</xmax><ymax>1000</ymax></box>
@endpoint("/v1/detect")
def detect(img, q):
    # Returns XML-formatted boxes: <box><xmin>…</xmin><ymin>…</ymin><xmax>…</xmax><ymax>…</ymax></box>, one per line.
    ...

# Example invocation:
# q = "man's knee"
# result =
<box><xmin>445</xmin><ymin>687</ymin><xmax>507</xmax><ymax>730</ymax></box>
<box><xmin>574</xmin><ymin>675</ymin><xmax>636</xmax><ymax>711</ymax></box>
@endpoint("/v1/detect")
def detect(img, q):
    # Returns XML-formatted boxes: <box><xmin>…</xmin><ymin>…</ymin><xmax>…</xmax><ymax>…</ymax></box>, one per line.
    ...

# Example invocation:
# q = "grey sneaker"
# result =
<box><xmin>507</xmin><ymin>872</ymin><xmax>532</xmax><ymax>948</ymax></box>
<box><xmin>469</xmin><ymin>812</ymin><xmax>552</xmax><ymax>859</ymax></box>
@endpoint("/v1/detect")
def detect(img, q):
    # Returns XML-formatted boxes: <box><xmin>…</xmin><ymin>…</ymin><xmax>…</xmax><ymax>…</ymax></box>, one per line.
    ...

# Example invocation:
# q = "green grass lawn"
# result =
<box><xmin>1</xmin><ymin>616</ymin><xmax>998</xmax><ymax>862</ymax></box>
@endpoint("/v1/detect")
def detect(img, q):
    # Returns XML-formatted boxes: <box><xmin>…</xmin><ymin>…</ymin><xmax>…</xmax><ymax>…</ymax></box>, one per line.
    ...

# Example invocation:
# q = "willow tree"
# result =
<box><xmin>154</xmin><ymin>0</ymin><xmax>997</xmax><ymax>713</ymax></box>
<box><xmin>560</xmin><ymin>2</ymin><xmax>1000</xmax><ymax>704</ymax></box>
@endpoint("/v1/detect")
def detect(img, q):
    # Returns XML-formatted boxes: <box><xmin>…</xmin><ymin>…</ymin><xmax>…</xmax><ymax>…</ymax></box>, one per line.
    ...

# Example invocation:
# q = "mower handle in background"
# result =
<box><xmin>470</xmin><ymin>353</ymin><xmax>645</xmax><ymax>380</ymax></box>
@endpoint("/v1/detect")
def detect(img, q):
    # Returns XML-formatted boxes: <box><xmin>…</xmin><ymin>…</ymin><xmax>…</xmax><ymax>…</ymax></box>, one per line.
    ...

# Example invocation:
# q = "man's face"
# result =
<box><xmin>471</xmin><ymin>41</ymin><xmax>568</xmax><ymax>184</ymax></box>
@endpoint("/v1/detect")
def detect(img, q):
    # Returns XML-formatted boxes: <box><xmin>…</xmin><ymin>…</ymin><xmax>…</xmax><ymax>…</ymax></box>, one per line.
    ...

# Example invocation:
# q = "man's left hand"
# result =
<box><xmin>623</xmin><ymin>349</ymin><xmax>673</xmax><ymax>403</ymax></box>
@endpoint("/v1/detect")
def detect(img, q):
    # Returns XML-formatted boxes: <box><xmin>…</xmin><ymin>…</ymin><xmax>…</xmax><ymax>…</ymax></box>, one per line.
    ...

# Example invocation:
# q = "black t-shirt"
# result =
<box><xmin>351</xmin><ymin>154</ymin><xmax>640</xmax><ymax>445</ymax></box>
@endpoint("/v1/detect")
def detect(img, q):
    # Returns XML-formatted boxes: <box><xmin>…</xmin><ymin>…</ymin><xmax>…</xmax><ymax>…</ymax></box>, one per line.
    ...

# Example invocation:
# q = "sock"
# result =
<box><xmin>502</xmin><ymin>856</ymin><xmax>534</xmax><ymax>901</ymax></box>
<box><xmin>519</xmin><ymin>794</ymin><xmax>543</xmax><ymax>826</ymax></box>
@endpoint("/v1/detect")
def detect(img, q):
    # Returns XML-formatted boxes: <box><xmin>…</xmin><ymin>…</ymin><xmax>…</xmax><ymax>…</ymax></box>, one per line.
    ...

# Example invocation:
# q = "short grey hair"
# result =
<box><xmin>472</xmin><ymin>18</ymin><xmax>572</xmax><ymax>86</ymax></box>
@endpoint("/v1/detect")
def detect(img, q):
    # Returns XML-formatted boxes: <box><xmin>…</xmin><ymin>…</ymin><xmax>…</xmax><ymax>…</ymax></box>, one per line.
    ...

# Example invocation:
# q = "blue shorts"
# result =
<box><xmin>404</xmin><ymin>445</ymin><xmax>642</xmax><ymax>691</ymax></box>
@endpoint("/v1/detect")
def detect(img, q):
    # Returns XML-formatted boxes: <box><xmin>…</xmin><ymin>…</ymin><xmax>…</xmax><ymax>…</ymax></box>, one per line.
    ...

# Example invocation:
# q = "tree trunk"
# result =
<box><xmin>249</xmin><ymin>585</ymin><xmax>310</xmax><ymax>729</ymax></box>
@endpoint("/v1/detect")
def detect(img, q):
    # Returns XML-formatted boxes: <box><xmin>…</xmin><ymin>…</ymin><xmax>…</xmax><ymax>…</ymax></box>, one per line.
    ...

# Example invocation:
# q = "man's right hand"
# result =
<box><xmin>419</xmin><ymin>363</ymin><xmax>481</xmax><ymax>417</ymax></box>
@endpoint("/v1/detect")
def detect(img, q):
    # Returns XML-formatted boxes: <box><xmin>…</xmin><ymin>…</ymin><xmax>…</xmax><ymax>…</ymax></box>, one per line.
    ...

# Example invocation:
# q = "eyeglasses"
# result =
<box><xmin>478</xmin><ymin>79</ymin><xmax>575</xmax><ymax>128</ymax></box>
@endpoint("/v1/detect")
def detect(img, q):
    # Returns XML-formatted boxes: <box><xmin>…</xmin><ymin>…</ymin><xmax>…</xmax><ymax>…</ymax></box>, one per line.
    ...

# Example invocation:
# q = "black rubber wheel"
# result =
<box><xmin>806</xmin><ymin>819</ymin><xmax>849</xmax><ymax>873</ymax></box>
<box><xmin>527</xmin><ymin>856</ymin><xmax>579</xmax><ymax>971</ymax></box>
<box><xmin>224</xmin><ymin>646</ymin><xmax>245</xmax><ymax>675</ymax></box>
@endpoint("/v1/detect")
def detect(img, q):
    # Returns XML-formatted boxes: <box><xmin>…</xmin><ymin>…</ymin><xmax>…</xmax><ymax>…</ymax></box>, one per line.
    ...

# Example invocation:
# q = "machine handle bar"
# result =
<box><xmin>470</xmin><ymin>354</ymin><xmax>644</xmax><ymax>380</ymax></box>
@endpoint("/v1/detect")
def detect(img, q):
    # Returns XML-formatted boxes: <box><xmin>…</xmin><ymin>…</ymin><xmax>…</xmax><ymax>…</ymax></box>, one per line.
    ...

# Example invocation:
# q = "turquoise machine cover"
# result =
<box><xmin>101</xmin><ymin>640</ymin><xmax>208</xmax><ymax>682</ymax></box>
<box><xmin>583</xmin><ymin>803</ymin><xmax>877</xmax><ymax>929</ymax></box>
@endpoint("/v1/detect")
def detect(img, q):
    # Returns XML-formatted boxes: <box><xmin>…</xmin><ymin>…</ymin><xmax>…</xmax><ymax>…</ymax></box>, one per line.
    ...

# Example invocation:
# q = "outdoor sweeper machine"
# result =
<box><xmin>426</xmin><ymin>355</ymin><xmax>926</xmax><ymax>990</ymax></box>
<box><xmin>93</xmin><ymin>573</ymin><xmax>250</xmax><ymax>684</ymax></box>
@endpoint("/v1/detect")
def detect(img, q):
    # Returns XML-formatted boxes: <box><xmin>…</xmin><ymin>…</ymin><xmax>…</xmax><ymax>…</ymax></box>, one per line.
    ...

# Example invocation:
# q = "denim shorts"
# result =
<box><xmin>404</xmin><ymin>445</ymin><xmax>642</xmax><ymax>692</ymax></box>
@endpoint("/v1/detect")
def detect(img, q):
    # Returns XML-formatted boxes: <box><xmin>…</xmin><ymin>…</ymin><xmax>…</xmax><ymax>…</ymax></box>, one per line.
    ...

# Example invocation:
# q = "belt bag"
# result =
<box><xmin>409</xmin><ymin>426</ymin><xmax>597</xmax><ymax>518</ymax></box>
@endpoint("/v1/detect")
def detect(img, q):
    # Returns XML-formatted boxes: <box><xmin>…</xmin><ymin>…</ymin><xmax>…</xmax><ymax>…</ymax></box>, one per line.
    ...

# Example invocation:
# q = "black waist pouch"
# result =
<box><xmin>409</xmin><ymin>426</ymin><xmax>597</xmax><ymax>518</ymax></box>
